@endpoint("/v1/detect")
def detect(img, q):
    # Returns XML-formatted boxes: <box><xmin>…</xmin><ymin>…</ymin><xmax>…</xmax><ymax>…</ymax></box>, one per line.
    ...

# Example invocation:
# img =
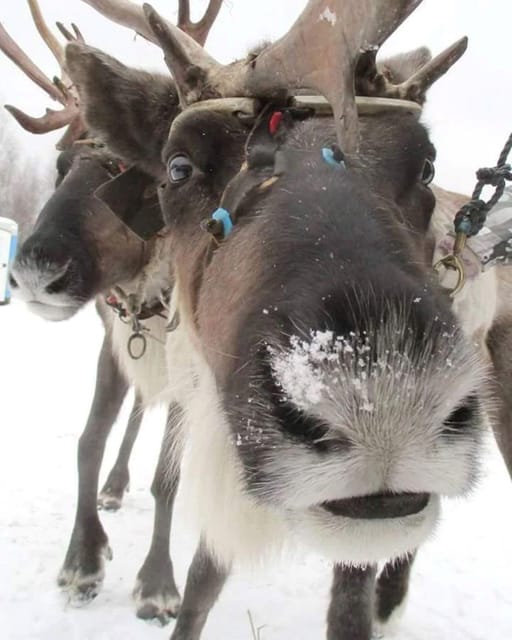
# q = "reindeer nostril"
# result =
<box><xmin>8</xmin><ymin>273</ymin><xmax>18</xmax><ymax>289</ymax></box>
<box><xmin>45</xmin><ymin>273</ymin><xmax>70</xmax><ymax>295</ymax></box>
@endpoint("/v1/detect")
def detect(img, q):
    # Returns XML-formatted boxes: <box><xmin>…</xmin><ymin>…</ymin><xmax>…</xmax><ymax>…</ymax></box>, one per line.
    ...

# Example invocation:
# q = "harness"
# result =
<box><xmin>105</xmin><ymin>288</ymin><xmax>171</xmax><ymax>360</ymax></box>
<box><xmin>434</xmin><ymin>133</ymin><xmax>512</xmax><ymax>296</ymax></box>
<box><xmin>195</xmin><ymin>98</ymin><xmax>512</xmax><ymax>303</ymax></box>
<box><xmin>200</xmin><ymin>99</ymin><xmax>347</xmax><ymax>244</ymax></box>
<box><xmin>91</xmin><ymin>162</ymin><xmax>169</xmax><ymax>360</ymax></box>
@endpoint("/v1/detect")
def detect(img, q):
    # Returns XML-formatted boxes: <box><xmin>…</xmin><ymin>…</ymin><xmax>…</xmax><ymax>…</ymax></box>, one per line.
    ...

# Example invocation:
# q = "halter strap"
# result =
<box><xmin>200</xmin><ymin>101</ymin><xmax>346</xmax><ymax>242</ymax></box>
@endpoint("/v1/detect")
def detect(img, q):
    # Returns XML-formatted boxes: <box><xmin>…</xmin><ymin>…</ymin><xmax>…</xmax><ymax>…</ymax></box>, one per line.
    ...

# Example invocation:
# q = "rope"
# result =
<box><xmin>454</xmin><ymin>132</ymin><xmax>512</xmax><ymax>237</ymax></box>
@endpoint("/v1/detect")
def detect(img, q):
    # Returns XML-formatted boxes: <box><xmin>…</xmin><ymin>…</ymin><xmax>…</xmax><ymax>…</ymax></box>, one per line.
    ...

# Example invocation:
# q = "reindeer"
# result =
<box><xmin>61</xmin><ymin>1</ymin><xmax>500</xmax><ymax>638</ymax></box>
<box><xmin>0</xmin><ymin>0</ymin><xmax>220</xmax><ymax>623</ymax></box>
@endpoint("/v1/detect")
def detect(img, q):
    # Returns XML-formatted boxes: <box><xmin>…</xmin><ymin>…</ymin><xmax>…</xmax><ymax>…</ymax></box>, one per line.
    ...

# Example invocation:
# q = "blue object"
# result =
<box><xmin>0</xmin><ymin>217</ymin><xmax>18</xmax><ymax>305</ymax></box>
<box><xmin>212</xmin><ymin>207</ymin><xmax>234</xmax><ymax>237</ymax></box>
<box><xmin>322</xmin><ymin>147</ymin><xmax>346</xmax><ymax>169</ymax></box>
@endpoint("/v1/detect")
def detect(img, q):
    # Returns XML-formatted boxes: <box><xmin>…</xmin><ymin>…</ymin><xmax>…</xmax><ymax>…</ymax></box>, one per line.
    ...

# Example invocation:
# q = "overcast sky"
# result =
<box><xmin>0</xmin><ymin>1</ymin><xmax>510</xmax><ymax>194</ymax></box>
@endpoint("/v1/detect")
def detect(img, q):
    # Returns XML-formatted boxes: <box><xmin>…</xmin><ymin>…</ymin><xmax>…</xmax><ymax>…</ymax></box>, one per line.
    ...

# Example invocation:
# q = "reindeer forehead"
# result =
<box><xmin>169</xmin><ymin>98</ymin><xmax>259</xmax><ymax>137</ymax></box>
<box><xmin>167</xmin><ymin>96</ymin><xmax>420</xmax><ymax>142</ymax></box>
<box><xmin>164</xmin><ymin>96</ymin><xmax>426</xmax><ymax>169</ymax></box>
<box><xmin>166</xmin><ymin>98</ymin><xmax>257</xmax><ymax>143</ymax></box>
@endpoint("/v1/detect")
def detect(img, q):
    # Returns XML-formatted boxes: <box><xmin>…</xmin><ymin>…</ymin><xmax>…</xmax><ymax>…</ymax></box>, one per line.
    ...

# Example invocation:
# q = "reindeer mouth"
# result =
<box><xmin>322</xmin><ymin>492</ymin><xmax>430</xmax><ymax>520</ymax></box>
<box><xmin>26</xmin><ymin>300</ymin><xmax>80</xmax><ymax>321</ymax></box>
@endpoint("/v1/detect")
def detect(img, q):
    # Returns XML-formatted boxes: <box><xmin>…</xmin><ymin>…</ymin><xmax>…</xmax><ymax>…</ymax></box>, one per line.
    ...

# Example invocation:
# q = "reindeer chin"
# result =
<box><xmin>26</xmin><ymin>300</ymin><xmax>80</xmax><ymax>322</ymax></box>
<box><xmin>286</xmin><ymin>494</ymin><xmax>440</xmax><ymax>565</ymax></box>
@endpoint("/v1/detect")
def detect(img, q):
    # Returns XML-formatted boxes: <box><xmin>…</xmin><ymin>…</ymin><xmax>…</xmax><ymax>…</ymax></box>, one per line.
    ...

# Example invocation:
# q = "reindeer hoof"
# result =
<box><xmin>133</xmin><ymin>577</ymin><xmax>181</xmax><ymax>626</ymax></box>
<box><xmin>57</xmin><ymin>568</ymin><xmax>104</xmax><ymax>604</ymax></box>
<box><xmin>136</xmin><ymin>601</ymin><xmax>178</xmax><ymax>626</ymax></box>
<box><xmin>98</xmin><ymin>472</ymin><xmax>130</xmax><ymax>511</ymax></box>
<box><xmin>57</xmin><ymin>542</ymin><xmax>113</xmax><ymax>603</ymax></box>
<box><xmin>97</xmin><ymin>490</ymin><xmax>124</xmax><ymax>511</ymax></box>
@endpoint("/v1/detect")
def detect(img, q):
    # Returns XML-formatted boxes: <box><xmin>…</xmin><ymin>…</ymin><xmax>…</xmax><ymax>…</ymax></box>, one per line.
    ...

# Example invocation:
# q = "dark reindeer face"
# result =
<box><xmin>10</xmin><ymin>147</ymin><xmax>148</xmax><ymax>321</ymax></box>
<box><xmin>10</xmin><ymin>42</ymin><xmax>180</xmax><ymax>323</ymax></box>
<box><xmin>160</xmin><ymin>105</ymin><xmax>486</xmax><ymax>564</ymax></box>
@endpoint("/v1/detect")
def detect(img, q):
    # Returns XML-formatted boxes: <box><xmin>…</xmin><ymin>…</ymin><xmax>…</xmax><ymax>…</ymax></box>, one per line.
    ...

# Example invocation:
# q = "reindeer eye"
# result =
<box><xmin>168</xmin><ymin>154</ymin><xmax>193</xmax><ymax>183</ymax></box>
<box><xmin>421</xmin><ymin>158</ymin><xmax>435</xmax><ymax>185</ymax></box>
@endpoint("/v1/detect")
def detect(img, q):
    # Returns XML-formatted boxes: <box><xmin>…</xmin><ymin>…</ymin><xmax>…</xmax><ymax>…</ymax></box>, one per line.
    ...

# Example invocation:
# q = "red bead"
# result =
<box><xmin>269</xmin><ymin>111</ymin><xmax>283</xmax><ymax>136</ymax></box>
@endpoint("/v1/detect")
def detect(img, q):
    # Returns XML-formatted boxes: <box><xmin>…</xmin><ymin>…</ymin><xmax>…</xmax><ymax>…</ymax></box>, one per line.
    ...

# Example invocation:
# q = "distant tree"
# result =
<box><xmin>0</xmin><ymin>107</ymin><xmax>55</xmax><ymax>242</ymax></box>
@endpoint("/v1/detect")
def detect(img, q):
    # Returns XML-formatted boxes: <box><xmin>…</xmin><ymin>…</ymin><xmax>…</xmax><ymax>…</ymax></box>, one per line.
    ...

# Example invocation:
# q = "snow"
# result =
<box><xmin>1</xmin><ymin>301</ymin><xmax>512</xmax><ymax>640</ymax></box>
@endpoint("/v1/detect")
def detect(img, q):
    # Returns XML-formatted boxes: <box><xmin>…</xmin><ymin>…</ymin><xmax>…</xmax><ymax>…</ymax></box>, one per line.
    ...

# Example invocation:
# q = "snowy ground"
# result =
<box><xmin>1</xmin><ymin>301</ymin><xmax>512</xmax><ymax>640</ymax></box>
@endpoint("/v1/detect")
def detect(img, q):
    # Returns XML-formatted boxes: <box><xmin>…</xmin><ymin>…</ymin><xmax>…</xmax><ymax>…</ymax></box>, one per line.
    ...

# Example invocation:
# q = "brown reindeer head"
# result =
<box><xmin>4</xmin><ymin>0</ymin><xmax>220</xmax><ymax>320</ymax></box>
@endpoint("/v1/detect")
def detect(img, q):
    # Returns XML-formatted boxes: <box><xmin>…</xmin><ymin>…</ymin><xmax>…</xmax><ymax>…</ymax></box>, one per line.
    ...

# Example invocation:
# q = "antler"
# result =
<box><xmin>355</xmin><ymin>36</ymin><xmax>467</xmax><ymax>105</ymax></box>
<box><xmin>80</xmin><ymin>0</ymin><xmax>221</xmax><ymax>51</ymax></box>
<box><xmin>27</xmin><ymin>0</ymin><xmax>65</xmax><ymax>68</ymax></box>
<box><xmin>177</xmin><ymin>0</ymin><xmax>223</xmax><ymax>46</ymax></box>
<box><xmin>0</xmin><ymin>0</ymin><xmax>85</xmax><ymax>148</ymax></box>
<box><xmin>144</xmin><ymin>0</ymin><xmax>468</xmax><ymax>154</ymax></box>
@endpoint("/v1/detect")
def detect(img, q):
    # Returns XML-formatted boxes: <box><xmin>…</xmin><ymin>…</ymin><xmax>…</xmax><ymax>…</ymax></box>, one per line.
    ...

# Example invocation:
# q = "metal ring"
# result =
<box><xmin>433</xmin><ymin>253</ymin><xmax>466</xmax><ymax>297</ymax></box>
<box><xmin>127</xmin><ymin>332</ymin><xmax>147</xmax><ymax>360</ymax></box>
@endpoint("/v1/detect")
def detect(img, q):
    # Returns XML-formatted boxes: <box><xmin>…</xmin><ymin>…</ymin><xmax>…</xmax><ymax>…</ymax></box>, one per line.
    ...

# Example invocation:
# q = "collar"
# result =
<box><xmin>105</xmin><ymin>290</ymin><xmax>170</xmax><ymax>360</ymax></box>
<box><xmin>105</xmin><ymin>293</ymin><xmax>168</xmax><ymax>322</ymax></box>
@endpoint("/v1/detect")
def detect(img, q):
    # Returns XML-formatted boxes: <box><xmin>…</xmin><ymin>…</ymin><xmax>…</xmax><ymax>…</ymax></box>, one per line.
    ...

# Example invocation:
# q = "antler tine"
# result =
<box><xmin>393</xmin><ymin>36</ymin><xmax>468</xmax><ymax>103</ymax></box>
<box><xmin>80</xmin><ymin>0</ymin><xmax>219</xmax><ymax>66</ymax></box>
<box><xmin>4</xmin><ymin>103</ymin><xmax>80</xmax><ymax>135</ymax></box>
<box><xmin>0</xmin><ymin>22</ymin><xmax>65</xmax><ymax>104</ymax></box>
<box><xmin>56</xmin><ymin>22</ymin><xmax>86</xmax><ymax>44</ymax></box>
<box><xmin>72</xmin><ymin>24</ymin><xmax>86</xmax><ymax>43</ymax></box>
<box><xmin>27</xmin><ymin>0</ymin><xmax>65</xmax><ymax>68</ymax></box>
<box><xmin>0</xmin><ymin>10</ymin><xmax>83</xmax><ymax>142</ymax></box>
<box><xmin>356</xmin><ymin>37</ymin><xmax>467</xmax><ymax>106</ymax></box>
<box><xmin>177</xmin><ymin>0</ymin><xmax>223</xmax><ymax>46</ymax></box>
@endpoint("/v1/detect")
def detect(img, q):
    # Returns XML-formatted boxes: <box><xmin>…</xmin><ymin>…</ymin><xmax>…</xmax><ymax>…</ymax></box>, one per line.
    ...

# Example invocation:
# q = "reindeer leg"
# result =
<box><xmin>170</xmin><ymin>539</ymin><xmax>230</xmax><ymax>640</ymax></box>
<box><xmin>487</xmin><ymin>317</ymin><xmax>512</xmax><ymax>478</ymax></box>
<box><xmin>98</xmin><ymin>393</ymin><xmax>144</xmax><ymax>511</ymax></box>
<box><xmin>134</xmin><ymin>403</ymin><xmax>182</xmax><ymax>625</ymax></box>
<box><xmin>373</xmin><ymin>552</ymin><xmax>415</xmax><ymax>636</ymax></box>
<box><xmin>327</xmin><ymin>563</ymin><xmax>377</xmax><ymax>640</ymax></box>
<box><xmin>58</xmin><ymin>334</ymin><xmax>128</xmax><ymax>602</ymax></box>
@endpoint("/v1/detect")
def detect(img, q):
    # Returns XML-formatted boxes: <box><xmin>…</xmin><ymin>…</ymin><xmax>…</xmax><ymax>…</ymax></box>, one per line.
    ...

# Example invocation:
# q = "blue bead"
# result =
<box><xmin>212</xmin><ymin>207</ymin><xmax>234</xmax><ymax>237</ymax></box>
<box><xmin>321</xmin><ymin>147</ymin><xmax>345</xmax><ymax>169</ymax></box>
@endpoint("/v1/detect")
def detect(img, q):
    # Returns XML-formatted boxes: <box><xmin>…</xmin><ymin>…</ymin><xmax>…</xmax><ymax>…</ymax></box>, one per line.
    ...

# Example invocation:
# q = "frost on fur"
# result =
<box><xmin>268</xmin><ymin>318</ymin><xmax>488</xmax><ymax>449</ymax></box>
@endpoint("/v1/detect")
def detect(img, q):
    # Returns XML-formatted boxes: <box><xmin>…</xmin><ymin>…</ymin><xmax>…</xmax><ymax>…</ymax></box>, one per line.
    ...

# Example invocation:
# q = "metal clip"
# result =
<box><xmin>433</xmin><ymin>254</ymin><xmax>465</xmax><ymax>297</ymax></box>
<box><xmin>127</xmin><ymin>315</ymin><xmax>148</xmax><ymax>360</ymax></box>
<box><xmin>453</xmin><ymin>232</ymin><xmax>467</xmax><ymax>255</ymax></box>
<box><xmin>433</xmin><ymin>232</ymin><xmax>467</xmax><ymax>297</ymax></box>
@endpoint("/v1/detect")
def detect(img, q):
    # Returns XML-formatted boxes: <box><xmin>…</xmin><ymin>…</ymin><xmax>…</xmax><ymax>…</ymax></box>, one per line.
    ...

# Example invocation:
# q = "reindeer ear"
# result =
<box><xmin>65</xmin><ymin>42</ymin><xmax>178</xmax><ymax>178</ymax></box>
<box><xmin>378</xmin><ymin>46</ymin><xmax>432</xmax><ymax>84</ymax></box>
